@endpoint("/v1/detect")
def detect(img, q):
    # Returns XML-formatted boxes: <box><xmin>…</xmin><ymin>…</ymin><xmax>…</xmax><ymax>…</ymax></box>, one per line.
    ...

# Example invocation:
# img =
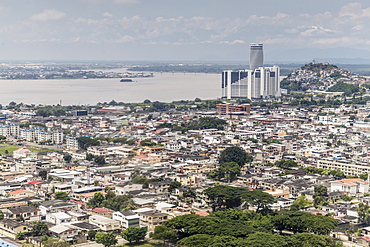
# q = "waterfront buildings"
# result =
<box><xmin>222</xmin><ymin>43</ymin><xmax>281</xmax><ymax>100</ymax></box>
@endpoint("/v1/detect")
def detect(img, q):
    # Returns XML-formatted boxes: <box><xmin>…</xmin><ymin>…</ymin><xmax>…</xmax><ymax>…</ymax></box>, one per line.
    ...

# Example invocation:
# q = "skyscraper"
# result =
<box><xmin>250</xmin><ymin>43</ymin><xmax>263</xmax><ymax>70</ymax></box>
<box><xmin>221</xmin><ymin>43</ymin><xmax>280</xmax><ymax>100</ymax></box>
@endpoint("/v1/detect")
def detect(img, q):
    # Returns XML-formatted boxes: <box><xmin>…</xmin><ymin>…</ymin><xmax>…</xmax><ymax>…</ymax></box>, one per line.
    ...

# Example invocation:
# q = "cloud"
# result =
<box><xmin>29</xmin><ymin>9</ymin><xmax>66</xmax><ymax>21</ymax></box>
<box><xmin>103</xmin><ymin>12</ymin><xmax>114</xmax><ymax>18</ymax></box>
<box><xmin>300</xmin><ymin>26</ymin><xmax>337</xmax><ymax>37</ymax></box>
<box><xmin>73</xmin><ymin>18</ymin><xmax>100</xmax><ymax>24</ymax></box>
<box><xmin>339</xmin><ymin>2</ymin><xmax>370</xmax><ymax>18</ymax></box>
<box><xmin>219</xmin><ymin>40</ymin><xmax>245</xmax><ymax>45</ymax></box>
<box><xmin>115</xmin><ymin>35</ymin><xmax>136</xmax><ymax>43</ymax></box>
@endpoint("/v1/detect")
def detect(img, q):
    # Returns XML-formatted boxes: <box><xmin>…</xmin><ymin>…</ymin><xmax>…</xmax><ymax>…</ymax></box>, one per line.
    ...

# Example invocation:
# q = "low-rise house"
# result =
<box><xmin>67</xmin><ymin>211</ymin><xmax>89</xmax><ymax>222</ymax></box>
<box><xmin>148</xmin><ymin>179</ymin><xmax>171</xmax><ymax>193</ymax></box>
<box><xmin>91</xmin><ymin>208</ymin><xmax>114</xmax><ymax>218</ymax></box>
<box><xmin>0</xmin><ymin>198</ymin><xmax>27</xmax><ymax>209</ymax></box>
<box><xmin>70</xmin><ymin>187</ymin><xmax>104</xmax><ymax>202</ymax></box>
<box><xmin>46</xmin><ymin>212</ymin><xmax>72</xmax><ymax>225</ymax></box>
<box><xmin>89</xmin><ymin>215</ymin><xmax>121</xmax><ymax>232</ymax></box>
<box><xmin>269</xmin><ymin>198</ymin><xmax>295</xmax><ymax>210</ymax></box>
<box><xmin>39</xmin><ymin>200</ymin><xmax>80</xmax><ymax>217</ymax></box>
<box><xmin>330</xmin><ymin>178</ymin><xmax>369</xmax><ymax>195</ymax></box>
<box><xmin>112</xmin><ymin>210</ymin><xmax>140</xmax><ymax>229</ymax></box>
<box><xmin>264</xmin><ymin>188</ymin><xmax>291</xmax><ymax>199</ymax></box>
<box><xmin>115</xmin><ymin>183</ymin><xmax>143</xmax><ymax>195</ymax></box>
<box><xmin>8</xmin><ymin>190</ymin><xmax>34</xmax><ymax>199</ymax></box>
<box><xmin>357</xmin><ymin>236</ymin><xmax>370</xmax><ymax>246</ymax></box>
<box><xmin>69</xmin><ymin>221</ymin><xmax>100</xmax><ymax>233</ymax></box>
<box><xmin>0</xmin><ymin>219</ymin><xmax>29</xmax><ymax>239</ymax></box>
<box><xmin>13</xmin><ymin>147</ymin><xmax>36</xmax><ymax>159</ymax></box>
<box><xmin>137</xmin><ymin>210</ymin><xmax>169</xmax><ymax>231</ymax></box>
<box><xmin>49</xmin><ymin>225</ymin><xmax>86</xmax><ymax>244</ymax></box>
<box><xmin>7</xmin><ymin>205</ymin><xmax>39</xmax><ymax>221</ymax></box>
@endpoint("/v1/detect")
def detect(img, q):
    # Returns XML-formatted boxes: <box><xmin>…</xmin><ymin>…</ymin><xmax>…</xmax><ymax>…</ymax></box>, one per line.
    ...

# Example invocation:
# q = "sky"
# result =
<box><xmin>2</xmin><ymin>0</ymin><xmax>370</xmax><ymax>62</ymax></box>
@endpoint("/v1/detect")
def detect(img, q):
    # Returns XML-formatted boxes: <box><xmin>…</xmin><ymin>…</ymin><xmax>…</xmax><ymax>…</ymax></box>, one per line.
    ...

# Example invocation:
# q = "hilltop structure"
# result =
<box><xmin>221</xmin><ymin>43</ymin><xmax>281</xmax><ymax>100</ymax></box>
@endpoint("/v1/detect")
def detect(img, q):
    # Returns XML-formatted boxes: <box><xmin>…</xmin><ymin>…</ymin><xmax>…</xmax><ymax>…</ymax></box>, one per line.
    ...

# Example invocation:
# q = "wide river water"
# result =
<box><xmin>0</xmin><ymin>72</ymin><xmax>221</xmax><ymax>105</ymax></box>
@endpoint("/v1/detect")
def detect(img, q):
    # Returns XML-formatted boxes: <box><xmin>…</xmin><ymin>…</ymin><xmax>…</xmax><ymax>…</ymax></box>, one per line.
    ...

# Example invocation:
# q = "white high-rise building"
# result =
<box><xmin>250</xmin><ymin>43</ymin><xmax>263</xmax><ymax>70</ymax></box>
<box><xmin>222</xmin><ymin>43</ymin><xmax>281</xmax><ymax>100</ymax></box>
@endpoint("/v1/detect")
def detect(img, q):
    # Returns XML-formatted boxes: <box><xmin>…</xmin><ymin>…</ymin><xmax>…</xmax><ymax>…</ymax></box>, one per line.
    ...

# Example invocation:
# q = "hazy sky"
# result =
<box><xmin>2</xmin><ymin>0</ymin><xmax>370</xmax><ymax>62</ymax></box>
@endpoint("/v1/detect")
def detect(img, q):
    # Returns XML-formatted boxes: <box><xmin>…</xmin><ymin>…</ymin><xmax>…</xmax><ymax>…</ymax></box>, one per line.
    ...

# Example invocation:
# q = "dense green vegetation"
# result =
<box><xmin>77</xmin><ymin>137</ymin><xmax>100</xmax><ymax>150</ymax></box>
<box><xmin>208</xmin><ymin>147</ymin><xmax>252</xmax><ymax>182</ymax></box>
<box><xmin>327</xmin><ymin>81</ymin><xmax>360</xmax><ymax>96</ymax></box>
<box><xmin>301</xmin><ymin>63</ymin><xmax>338</xmax><ymax>72</ymax></box>
<box><xmin>160</xmin><ymin>208</ymin><xmax>339</xmax><ymax>247</ymax></box>
<box><xmin>159</xmin><ymin>117</ymin><xmax>226</xmax><ymax>133</ymax></box>
<box><xmin>219</xmin><ymin>146</ymin><xmax>252</xmax><ymax>167</ymax></box>
<box><xmin>203</xmin><ymin>185</ymin><xmax>276</xmax><ymax>213</ymax></box>
<box><xmin>87</xmin><ymin>191</ymin><xmax>136</xmax><ymax>211</ymax></box>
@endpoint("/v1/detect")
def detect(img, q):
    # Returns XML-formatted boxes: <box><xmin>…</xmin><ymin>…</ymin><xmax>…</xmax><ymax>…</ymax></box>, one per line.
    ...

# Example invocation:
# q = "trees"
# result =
<box><xmin>77</xmin><ymin>137</ymin><xmax>100</xmax><ymax>150</ymax></box>
<box><xmin>274</xmin><ymin>159</ymin><xmax>298</xmax><ymax>169</ymax></box>
<box><xmin>271</xmin><ymin>211</ymin><xmax>337</xmax><ymax>235</ymax></box>
<box><xmin>357</xmin><ymin>203</ymin><xmax>370</xmax><ymax>224</ymax></box>
<box><xmin>54</xmin><ymin>192</ymin><xmax>70</xmax><ymax>201</ymax></box>
<box><xmin>42</xmin><ymin>237</ymin><xmax>70</xmax><ymax>247</ymax></box>
<box><xmin>218</xmin><ymin>162</ymin><xmax>241</xmax><ymax>182</ymax></box>
<box><xmin>31</xmin><ymin>221</ymin><xmax>50</xmax><ymax>236</ymax></box>
<box><xmin>151</xmin><ymin>225</ymin><xmax>177</xmax><ymax>244</ymax></box>
<box><xmin>168</xmin><ymin>181</ymin><xmax>182</xmax><ymax>193</ymax></box>
<box><xmin>203</xmin><ymin>185</ymin><xmax>247</xmax><ymax>211</ymax></box>
<box><xmin>219</xmin><ymin>146</ymin><xmax>250</xmax><ymax>167</ymax></box>
<box><xmin>290</xmin><ymin>195</ymin><xmax>312</xmax><ymax>210</ymax></box>
<box><xmin>340</xmin><ymin>194</ymin><xmax>354</xmax><ymax>202</ymax></box>
<box><xmin>163</xmin><ymin>207</ymin><xmax>340</xmax><ymax>247</ymax></box>
<box><xmin>39</xmin><ymin>170</ymin><xmax>47</xmax><ymax>180</ymax></box>
<box><xmin>243</xmin><ymin>190</ymin><xmax>276</xmax><ymax>214</ymax></box>
<box><xmin>16</xmin><ymin>232</ymin><xmax>27</xmax><ymax>240</ymax></box>
<box><xmin>87</xmin><ymin>191</ymin><xmax>136</xmax><ymax>211</ymax></box>
<box><xmin>121</xmin><ymin>227</ymin><xmax>147</xmax><ymax>244</ymax></box>
<box><xmin>63</xmin><ymin>154</ymin><xmax>72</xmax><ymax>163</ymax></box>
<box><xmin>95</xmin><ymin>232</ymin><xmax>117</xmax><ymax>247</ymax></box>
<box><xmin>100</xmin><ymin>194</ymin><xmax>136</xmax><ymax>211</ymax></box>
<box><xmin>87</xmin><ymin>230</ymin><xmax>97</xmax><ymax>240</ymax></box>
<box><xmin>87</xmin><ymin>192</ymin><xmax>105</xmax><ymax>208</ymax></box>
<box><xmin>314</xmin><ymin>185</ymin><xmax>328</xmax><ymax>207</ymax></box>
<box><xmin>93</xmin><ymin>155</ymin><xmax>106</xmax><ymax>165</ymax></box>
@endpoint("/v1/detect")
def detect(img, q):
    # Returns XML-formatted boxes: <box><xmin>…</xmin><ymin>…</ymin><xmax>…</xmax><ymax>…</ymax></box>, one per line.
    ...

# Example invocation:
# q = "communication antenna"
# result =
<box><xmin>312</xmin><ymin>58</ymin><xmax>316</xmax><ymax>64</ymax></box>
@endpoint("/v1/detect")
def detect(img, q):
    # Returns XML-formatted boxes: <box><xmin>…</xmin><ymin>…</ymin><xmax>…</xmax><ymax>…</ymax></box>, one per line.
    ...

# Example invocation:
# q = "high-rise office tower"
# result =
<box><xmin>221</xmin><ymin>43</ymin><xmax>281</xmax><ymax>100</ymax></box>
<box><xmin>250</xmin><ymin>43</ymin><xmax>263</xmax><ymax>70</ymax></box>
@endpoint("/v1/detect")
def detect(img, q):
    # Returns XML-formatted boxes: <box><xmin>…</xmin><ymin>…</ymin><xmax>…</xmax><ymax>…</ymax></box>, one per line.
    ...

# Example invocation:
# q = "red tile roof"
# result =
<box><xmin>195</xmin><ymin>211</ymin><xmax>209</xmax><ymax>217</ymax></box>
<box><xmin>28</xmin><ymin>180</ymin><xmax>41</xmax><ymax>185</ymax></box>
<box><xmin>9</xmin><ymin>190</ymin><xmax>33</xmax><ymax>195</ymax></box>
<box><xmin>92</xmin><ymin>207</ymin><xmax>113</xmax><ymax>214</ymax></box>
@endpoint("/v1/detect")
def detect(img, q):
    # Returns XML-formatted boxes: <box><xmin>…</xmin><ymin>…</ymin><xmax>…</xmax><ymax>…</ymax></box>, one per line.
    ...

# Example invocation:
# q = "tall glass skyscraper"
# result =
<box><xmin>221</xmin><ymin>43</ymin><xmax>281</xmax><ymax>100</ymax></box>
<box><xmin>250</xmin><ymin>43</ymin><xmax>263</xmax><ymax>70</ymax></box>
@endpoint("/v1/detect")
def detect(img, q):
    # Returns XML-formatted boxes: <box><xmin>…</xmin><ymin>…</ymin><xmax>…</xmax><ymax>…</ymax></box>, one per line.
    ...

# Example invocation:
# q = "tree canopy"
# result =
<box><xmin>31</xmin><ymin>221</ymin><xmax>50</xmax><ymax>236</ymax></box>
<box><xmin>54</xmin><ymin>191</ymin><xmax>70</xmax><ymax>201</ymax></box>
<box><xmin>203</xmin><ymin>185</ymin><xmax>275</xmax><ymax>213</ymax></box>
<box><xmin>164</xmin><ymin>208</ymin><xmax>339</xmax><ymax>247</ymax></box>
<box><xmin>95</xmin><ymin>232</ymin><xmax>117</xmax><ymax>247</ymax></box>
<box><xmin>121</xmin><ymin>227</ymin><xmax>147</xmax><ymax>243</ymax></box>
<box><xmin>219</xmin><ymin>146</ymin><xmax>251</xmax><ymax>167</ymax></box>
<box><xmin>87</xmin><ymin>191</ymin><xmax>136</xmax><ymax>211</ymax></box>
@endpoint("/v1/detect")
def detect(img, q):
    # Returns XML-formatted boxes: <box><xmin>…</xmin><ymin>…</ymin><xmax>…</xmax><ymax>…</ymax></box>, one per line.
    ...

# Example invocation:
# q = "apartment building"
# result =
<box><xmin>317</xmin><ymin>158</ymin><xmax>370</xmax><ymax>176</ymax></box>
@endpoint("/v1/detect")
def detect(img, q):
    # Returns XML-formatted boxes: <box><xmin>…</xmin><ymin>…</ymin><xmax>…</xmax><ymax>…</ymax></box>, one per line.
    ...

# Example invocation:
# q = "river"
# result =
<box><xmin>0</xmin><ymin>72</ymin><xmax>221</xmax><ymax>105</ymax></box>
